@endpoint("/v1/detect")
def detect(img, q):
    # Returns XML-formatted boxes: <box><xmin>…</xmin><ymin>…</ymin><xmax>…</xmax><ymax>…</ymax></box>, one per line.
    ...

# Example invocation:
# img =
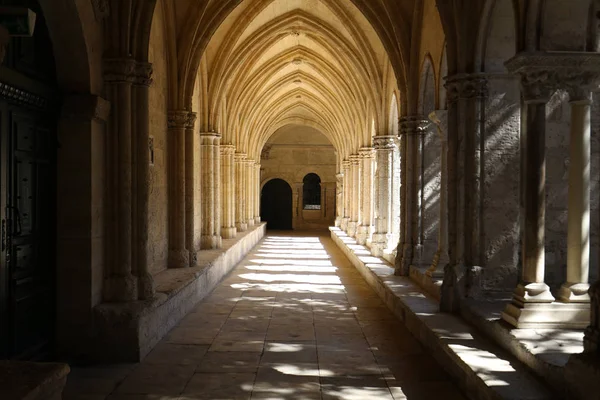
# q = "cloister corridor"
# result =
<box><xmin>62</xmin><ymin>233</ymin><xmax>465</xmax><ymax>400</ymax></box>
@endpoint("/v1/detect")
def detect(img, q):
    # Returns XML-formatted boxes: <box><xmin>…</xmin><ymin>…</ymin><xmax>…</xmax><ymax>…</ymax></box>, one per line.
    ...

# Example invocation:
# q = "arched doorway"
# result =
<box><xmin>0</xmin><ymin>0</ymin><xmax>59</xmax><ymax>360</ymax></box>
<box><xmin>261</xmin><ymin>179</ymin><xmax>293</xmax><ymax>230</ymax></box>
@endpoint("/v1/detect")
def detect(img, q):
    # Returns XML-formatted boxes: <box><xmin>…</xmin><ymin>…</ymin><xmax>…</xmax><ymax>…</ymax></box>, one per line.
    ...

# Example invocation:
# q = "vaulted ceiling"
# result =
<box><xmin>168</xmin><ymin>0</ymin><xmax>410</xmax><ymax>161</ymax></box>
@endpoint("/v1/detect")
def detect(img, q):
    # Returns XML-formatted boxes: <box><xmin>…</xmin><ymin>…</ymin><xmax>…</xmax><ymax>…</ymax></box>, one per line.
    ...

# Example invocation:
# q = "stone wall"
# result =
<box><xmin>148</xmin><ymin>2</ymin><xmax>170</xmax><ymax>275</ymax></box>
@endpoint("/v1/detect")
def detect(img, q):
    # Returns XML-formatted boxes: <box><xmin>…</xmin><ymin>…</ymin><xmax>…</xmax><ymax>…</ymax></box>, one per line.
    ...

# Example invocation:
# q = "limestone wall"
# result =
<box><xmin>148</xmin><ymin>2</ymin><xmax>170</xmax><ymax>275</ymax></box>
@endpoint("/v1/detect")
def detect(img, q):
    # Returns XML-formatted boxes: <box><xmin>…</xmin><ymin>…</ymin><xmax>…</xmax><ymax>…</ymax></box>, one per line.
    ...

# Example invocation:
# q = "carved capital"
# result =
<box><xmin>92</xmin><ymin>0</ymin><xmax>109</xmax><ymax>21</ymax></box>
<box><xmin>167</xmin><ymin>110</ymin><xmax>190</xmax><ymax>129</ymax></box>
<box><xmin>134</xmin><ymin>62</ymin><xmax>153</xmax><ymax>87</ymax></box>
<box><xmin>400</xmin><ymin>116</ymin><xmax>430</xmax><ymax>135</ymax></box>
<box><xmin>104</xmin><ymin>58</ymin><xmax>136</xmax><ymax>84</ymax></box>
<box><xmin>373</xmin><ymin>135</ymin><xmax>398</xmax><ymax>150</ymax></box>
<box><xmin>199</xmin><ymin>132</ymin><xmax>221</xmax><ymax>145</ymax></box>
<box><xmin>445</xmin><ymin>74</ymin><xmax>488</xmax><ymax>102</ymax></box>
<box><xmin>221</xmin><ymin>144</ymin><xmax>236</xmax><ymax>155</ymax></box>
<box><xmin>186</xmin><ymin>112</ymin><xmax>197</xmax><ymax>129</ymax></box>
<box><xmin>62</xmin><ymin>94</ymin><xmax>111</xmax><ymax>123</ymax></box>
<box><xmin>342</xmin><ymin>160</ymin><xmax>351</xmax><ymax>168</ymax></box>
<box><xmin>234</xmin><ymin>152</ymin><xmax>247</xmax><ymax>162</ymax></box>
<box><xmin>358</xmin><ymin>147</ymin><xmax>375</xmax><ymax>159</ymax></box>
<box><xmin>349</xmin><ymin>154</ymin><xmax>361</xmax><ymax>165</ymax></box>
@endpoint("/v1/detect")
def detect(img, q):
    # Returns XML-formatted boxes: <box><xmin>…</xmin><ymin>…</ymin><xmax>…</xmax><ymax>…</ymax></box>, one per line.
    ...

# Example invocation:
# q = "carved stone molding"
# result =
<box><xmin>92</xmin><ymin>0</ymin><xmax>109</xmax><ymax>21</ymax></box>
<box><xmin>62</xmin><ymin>94</ymin><xmax>111</xmax><ymax>122</ymax></box>
<box><xmin>0</xmin><ymin>81</ymin><xmax>48</xmax><ymax>109</ymax></box>
<box><xmin>234</xmin><ymin>152</ymin><xmax>247</xmax><ymax>162</ymax></box>
<box><xmin>373</xmin><ymin>135</ymin><xmax>398</xmax><ymax>150</ymax></box>
<box><xmin>134</xmin><ymin>62</ymin><xmax>153</xmax><ymax>87</ymax></box>
<box><xmin>506</xmin><ymin>52</ymin><xmax>600</xmax><ymax>102</ymax></box>
<box><xmin>167</xmin><ymin>110</ymin><xmax>194</xmax><ymax>129</ymax></box>
<box><xmin>342</xmin><ymin>160</ymin><xmax>351</xmax><ymax>168</ymax></box>
<box><xmin>445</xmin><ymin>74</ymin><xmax>488</xmax><ymax>104</ymax></box>
<box><xmin>400</xmin><ymin>116</ymin><xmax>430</xmax><ymax>135</ymax></box>
<box><xmin>358</xmin><ymin>147</ymin><xmax>375</xmax><ymax>159</ymax></box>
<box><xmin>349</xmin><ymin>154</ymin><xmax>361</xmax><ymax>165</ymax></box>
<box><xmin>103</xmin><ymin>58</ymin><xmax>137</xmax><ymax>84</ymax></box>
<box><xmin>221</xmin><ymin>144</ymin><xmax>236</xmax><ymax>156</ymax></box>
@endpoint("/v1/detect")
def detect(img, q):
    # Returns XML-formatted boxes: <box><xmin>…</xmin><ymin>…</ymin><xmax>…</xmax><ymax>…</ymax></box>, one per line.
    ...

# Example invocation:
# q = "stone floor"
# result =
<box><xmin>63</xmin><ymin>232</ymin><xmax>468</xmax><ymax>400</ymax></box>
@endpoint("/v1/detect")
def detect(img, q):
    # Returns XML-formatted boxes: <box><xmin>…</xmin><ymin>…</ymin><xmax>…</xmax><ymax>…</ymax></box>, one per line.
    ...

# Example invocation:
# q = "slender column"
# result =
<box><xmin>103</xmin><ymin>58</ymin><xmax>138</xmax><ymax>301</ymax></box>
<box><xmin>132</xmin><ymin>62</ymin><xmax>155</xmax><ymax>298</ymax></box>
<box><xmin>0</xmin><ymin>25</ymin><xmax>8</xmax><ymax>64</ymax></box>
<box><xmin>559</xmin><ymin>91</ymin><xmax>592</xmax><ymax>302</ymax></box>
<box><xmin>427</xmin><ymin>111</ymin><xmax>449</xmax><ymax>278</ymax></box>
<box><xmin>502</xmin><ymin>66</ymin><xmax>555</xmax><ymax>327</ymax></box>
<box><xmin>184</xmin><ymin>113</ymin><xmax>199</xmax><ymax>265</ymax></box>
<box><xmin>357</xmin><ymin>147</ymin><xmax>375</xmax><ymax>245</ymax></box>
<box><xmin>372</xmin><ymin>136</ymin><xmax>398</xmax><ymax>256</ymax></box>
<box><xmin>221</xmin><ymin>145</ymin><xmax>237</xmax><ymax>239</ymax></box>
<box><xmin>335</xmin><ymin>173</ymin><xmax>344</xmax><ymax>227</ymax></box>
<box><xmin>235</xmin><ymin>153</ymin><xmax>248</xmax><ymax>232</ymax></box>
<box><xmin>341</xmin><ymin>161</ymin><xmax>351</xmax><ymax>231</ymax></box>
<box><xmin>200</xmin><ymin>133</ymin><xmax>221</xmax><ymax>249</ymax></box>
<box><xmin>246</xmin><ymin>159</ymin><xmax>255</xmax><ymax>228</ymax></box>
<box><xmin>254</xmin><ymin>164</ymin><xmax>261</xmax><ymax>224</ymax></box>
<box><xmin>398</xmin><ymin>117</ymin><xmax>429</xmax><ymax>274</ymax></box>
<box><xmin>347</xmin><ymin>155</ymin><xmax>361</xmax><ymax>237</ymax></box>
<box><xmin>213</xmin><ymin>135</ymin><xmax>222</xmax><ymax>248</ymax></box>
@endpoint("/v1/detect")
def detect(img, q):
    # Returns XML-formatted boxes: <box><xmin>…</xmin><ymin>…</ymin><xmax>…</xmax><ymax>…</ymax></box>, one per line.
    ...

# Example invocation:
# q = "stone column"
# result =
<box><xmin>357</xmin><ymin>147</ymin><xmax>375</xmax><ymax>245</ymax></box>
<box><xmin>104</xmin><ymin>58</ymin><xmax>138</xmax><ymax>301</ymax></box>
<box><xmin>221</xmin><ymin>145</ymin><xmax>237</xmax><ymax>239</ymax></box>
<box><xmin>427</xmin><ymin>111</ymin><xmax>449</xmax><ymax>278</ymax></box>
<box><xmin>335</xmin><ymin>173</ymin><xmax>344</xmax><ymax>227</ymax></box>
<box><xmin>559</xmin><ymin>90</ymin><xmax>592</xmax><ymax>303</ymax></box>
<box><xmin>213</xmin><ymin>135</ymin><xmax>222</xmax><ymax>248</ymax></box>
<box><xmin>341</xmin><ymin>160</ymin><xmax>351</xmax><ymax>231</ymax></box>
<box><xmin>184</xmin><ymin>113</ymin><xmax>199</xmax><ymax>266</ymax></box>
<box><xmin>398</xmin><ymin>117</ymin><xmax>429</xmax><ymax>275</ymax></box>
<box><xmin>200</xmin><ymin>132</ymin><xmax>221</xmax><ymax>249</ymax></box>
<box><xmin>246</xmin><ymin>159</ymin><xmax>255</xmax><ymax>228</ymax></box>
<box><xmin>254</xmin><ymin>164</ymin><xmax>261</xmax><ymax>224</ymax></box>
<box><xmin>347</xmin><ymin>155</ymin><xmax>361</xmax><ymax>237</ymax></box>
<box><xmin>372</xmin><ymin>136</ymin><xmax>398</xmax><ymax>256</ymax></box>
<box><xmin>502</xmin><ymin>60</ymin><xmax>555</xmax><ymax>328</ymax></box>
<box><xmin>167</xmin><ymin>110</ymin><xmax>189</xmax><ymax>268</ymax></box>
<box><xmin>235</xmin><ymin>153</ymin><xmax>248</xmax><ymax>232</ymax></box>
<box><xmin>0</xmin><ymin>25</ymin><xmax>8</xmax><ymax>65</ymax></box>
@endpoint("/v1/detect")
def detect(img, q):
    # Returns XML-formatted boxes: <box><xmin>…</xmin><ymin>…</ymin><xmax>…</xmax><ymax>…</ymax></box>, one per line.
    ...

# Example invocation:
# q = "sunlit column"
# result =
<box><xmin>254</xmin><ymin>163</ymin><xmax>261</xmax><ymax>224</ymax></box>
<box><xmin>502</xmin><ymin>63</ymin><xmax>555</xmax><ymax>328</ymax></box>
<box><xmin>372</xmin><ymin>136</ymin><xmax>397</xmax><ymax>256</ymax></box>
<box><xmin>220</xmin><ymin>145</ymin><xmax>237</xmax><ymax>239</ymax></box>
<box><xmin>347</xmin><ymin>154</ymin><xmax>361</xmax><ymax>237</ymax></box>
<box><xmin>246</xmin><ymin>159</ymin><xmax>255</xmax><ymax>228</ymax></box>
<box><xmin>235</xmin><ymin>153</ymin><xmax>248</xmax><ymax>232</ymax></box>
<box><xmin>341</xmin><ymin>160</ymin><xmax>351</xmax><ymax>231</ymax></box>
<box><xmin>335</xmin><ymin>173</ymin><xmax>344</xmax><ymax>227</ymax></box>
<box><xmin>427</xmin><ymin>110</ymin><xmax>449</xmax><ymax>278</ymax></box>
<box><xmin>357</xmin><ymin>147</ymin><xmax>375</xmax><ymax>245</ymax></box>
<box><xmin>558</xmin><ymin>91</ymin><xmax>592</xmax><ymax>304</ymax></box>
<box><xmin>200</xmin><ymin>133</ymin><xmax>220</xmax><ymax>249</ymax></box>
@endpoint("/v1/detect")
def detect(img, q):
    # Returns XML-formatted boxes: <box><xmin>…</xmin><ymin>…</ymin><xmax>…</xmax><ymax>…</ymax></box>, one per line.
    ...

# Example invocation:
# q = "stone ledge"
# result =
<box><xmin>330</xmin><ymin>227</ymin><xmax>556</xmax><ymax>400</ymax></box>
<box><xmin>91</xmin><ymin>223</ymin><xmax>266</xmax><ymax>362</ymax></box>
<box><xmin>410</xmin><ymin>264</ymin><xmax>442</xmax><ymax>300</ymax></box>
<box><xmin>0</xmin><ymin>361</ymin><xmax>69</xmax><ymax>400</ymax></box>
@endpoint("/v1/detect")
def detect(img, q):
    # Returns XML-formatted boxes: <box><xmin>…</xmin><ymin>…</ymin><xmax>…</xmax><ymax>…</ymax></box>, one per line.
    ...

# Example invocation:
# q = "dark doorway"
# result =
<box><xmin>261</xmin><ymin>179</ymin><xmax>293</xmax><ymax>230</ymax></box>
<box><xmin>0</xmin><ymin>0</ymin><xmax>58</xmax><ymax>360</ymax></box>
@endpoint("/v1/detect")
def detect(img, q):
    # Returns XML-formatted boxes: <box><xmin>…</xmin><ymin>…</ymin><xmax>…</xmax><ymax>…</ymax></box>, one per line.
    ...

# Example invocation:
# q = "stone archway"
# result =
<box><xmin>261</xmin><ymin>179</ymin><xmax>293</xmax><ymax>230</ymax></box>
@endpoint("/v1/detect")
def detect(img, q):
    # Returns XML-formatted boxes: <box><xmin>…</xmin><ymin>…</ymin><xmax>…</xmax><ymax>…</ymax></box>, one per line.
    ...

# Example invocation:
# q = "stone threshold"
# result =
<box><xmin>0</xmin><ymin>361</ymin><xmax>70</xmax><ymax>400</ymax></box>
<box><xmin>330</xmin><ymin>227</ymin><xmax>556</xmax><ymax>400</ymax></box>
<box><xmin>92</xmin><ymin>223</ymin><xmax>266</xmax><ymax>363</ymax></box>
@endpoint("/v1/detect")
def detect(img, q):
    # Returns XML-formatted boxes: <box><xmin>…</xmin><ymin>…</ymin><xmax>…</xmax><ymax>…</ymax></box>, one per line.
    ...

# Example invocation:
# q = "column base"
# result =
<box><xmin>247</xmin><ymin>219</ymin><xmax>255</xmax><ymax>228</ymax></box>
<box><xmin>201</xmin><ymin>235</ymin><xmax>222</xmax><ymax>250</ymax></box>
<box><xmin>371</xmin><ymin>233</ymin><xmax>388</xmax><ymax>257</ymax></box>
<box><xmin>347</xmin><ymin>221</ymin><xmax>358</xmax><ymax>238</ymax></box>
<box><xmin>236</xmin><ymin>222</ymin><xmax>248</xmax><ymax>232</ymax></box>
<box><xmin>137</xmin><ymin>273</ymin><xmax>155</xmax><ymax>300</ymax></box>
<box><xmin>168</xmin><ymin>249</ymin><xmax>190</xmax><ymax>269</ymax></box>
<box><xmin>356</xmin><ymin>225</ymin><xmax>372</xmax><ymax>245</ymax></box>
<box><xmin>502</xmin><ymin>300</ymin><xmax>590</xmax><ymax>329</ymax></box>
<box><xmin>558</xmin><ymin>282</ymin><xmax>591</xmax><ymax>302</ymax></box>
<box><xmin>335</xmin><ymin>217</ymin><xmax>342</xmax><ymax>228</ymax></box>
<box><xmin>104</xmin><ymin>274</ymin><xmax>138</xmax><ymax>302</ymax></box>
<box><xmin>221</xmin><ymin>226</ymin><xmax>237</xmax><ymax>239</ymax></box>
<box><xmin>341</xmin><ymin>217</ymin><xmax>350</xmax><ymax>231</ymax></box>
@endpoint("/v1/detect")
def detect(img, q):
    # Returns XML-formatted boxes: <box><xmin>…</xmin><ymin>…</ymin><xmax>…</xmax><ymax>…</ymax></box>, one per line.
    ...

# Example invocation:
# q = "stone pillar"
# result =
<box><xmin>372</xmin><ymin>136</ymin><xmax>398</xmax><ymax>256</ymax></box>
<box><xmin>0</xmin><ymin>25</ymin><xmax>8</xmax><ymax>65</ymax></box>
<box><xmin>502</xmin><ymin>60</ymin><xmax>555</xmax><ymax>327</ymax></box>
<box><xmin>559</xmin><ymin>91</ymin><xmax>592</xmax><ymax>303</ymax></box>
<box><xmin>200</xmin><ymin>132</ymin><xmax>221</xmax><ymax>249</ymax></box>
<box><xmin>254</xmin><ymin>164</ymin><xmax>261</xmax><ymax>224</ymax></box>
<box><xmin>235</xmin><ymin>153</ymin><xmax>248</xmax><ymax>232</ymax></box>
<box><xmin>184</xmin><ymin>113</ymin><xmax>199</xmax><ymax>266</ymax></box>
<box><xmin>398</xmin><ymin>117</ymin><xmax>429</xmax><ymax>275</ymax></box>
<box><xmin>220</xmin><ymin>145</ymin><xmax>237</xmax><ymax>239</ymax></box>
<box><xmin>246</xmin><ymin>159</ymin><xmax>255</xmax><ymax>228</ymax></box>
<box><xmin>427</xmin><ymin>111</ymin><xmax>449</xmax><ymax>278</ymax></box>
<box><xmin>335</xmin><ymin>173</ymin><xmax>344</xmax><ymax>227</ymax></box>
<box><xmin>103</xmin><ymin>58</ymin><xmax>138</xmax><ymax>301</ymax></box>
<box><xmin>357</xmin><ymin>147</ymin><xmax>375</xmax><ymax>245</ymax></box>
<box><xmin>166</xmin><ymin>110</ymin><xmax>190</xmax><ymax>268</ymax></box>
<box><xmin>347</xmin><ymin>155</ymin><xmax>361</xmax><ymax>237</ymax></box>
<box><xmin>341</xmin><ymin>160</ymin><xmax>351</xmax><ymax>231</ymax></box>
<box><xmin>213</xmin><ymin>135</ymin><xmax>222</xmax><ymax>248</ymax></box>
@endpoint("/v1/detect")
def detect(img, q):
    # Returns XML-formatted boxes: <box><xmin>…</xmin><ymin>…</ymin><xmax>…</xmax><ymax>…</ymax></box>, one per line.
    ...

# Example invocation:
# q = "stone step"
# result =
<box><xmin>330</xmin><ymin>227</ymin><xmax>557</xmax><ymax>400</ymax></box>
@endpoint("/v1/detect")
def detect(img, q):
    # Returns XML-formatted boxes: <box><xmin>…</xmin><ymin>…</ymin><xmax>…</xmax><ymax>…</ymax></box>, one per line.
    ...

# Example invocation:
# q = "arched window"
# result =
<box><xmin>303</xmin><ymin>173</ymin><xmax>321</xmax><ymax>210</ymax></box>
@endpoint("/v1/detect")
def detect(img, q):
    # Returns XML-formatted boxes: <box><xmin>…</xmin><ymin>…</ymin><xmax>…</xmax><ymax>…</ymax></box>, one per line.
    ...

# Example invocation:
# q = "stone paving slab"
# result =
<box><xmin>64</xmin><ymin>232</ymin><xmax>467</xmax><ymax>400</ymax></box>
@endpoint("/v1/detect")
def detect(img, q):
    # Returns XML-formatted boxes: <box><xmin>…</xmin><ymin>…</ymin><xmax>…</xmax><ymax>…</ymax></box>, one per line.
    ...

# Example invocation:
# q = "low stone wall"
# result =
<box><xmin>0</xmin><ymin>361</ymin><xmax>69</xmax><ymax>400</ymax></box>
<box><xmin>92</xmin><ymin>223</ymin><xmax>266</xmax><ymax>362</ymax></box>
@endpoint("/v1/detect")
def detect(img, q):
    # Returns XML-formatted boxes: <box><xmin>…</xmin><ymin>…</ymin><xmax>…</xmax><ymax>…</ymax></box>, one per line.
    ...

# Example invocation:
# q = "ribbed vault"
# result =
<box><xmin>174</xmin><ymin>0</ymin><xmax>401</xmax><ymax>161</ymax></box>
